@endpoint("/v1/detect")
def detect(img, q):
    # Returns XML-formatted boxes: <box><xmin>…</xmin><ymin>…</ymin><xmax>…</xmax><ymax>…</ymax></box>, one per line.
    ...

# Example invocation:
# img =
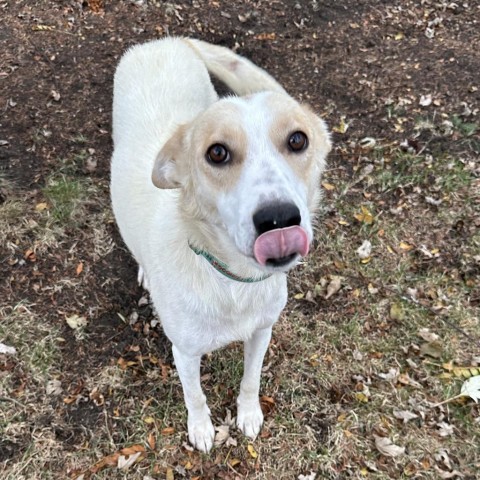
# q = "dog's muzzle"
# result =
<box><xmin>252</xmin><ymin>203</ymin><xmax>309</xmax><ymax>267</ymax></box>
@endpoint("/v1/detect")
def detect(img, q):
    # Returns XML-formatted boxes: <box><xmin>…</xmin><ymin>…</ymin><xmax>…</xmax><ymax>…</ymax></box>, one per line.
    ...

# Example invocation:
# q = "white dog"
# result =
<box><xmin>110</xmin><ymin>37</ymin><xmax>331</xmax><ymax>452</ymax></box>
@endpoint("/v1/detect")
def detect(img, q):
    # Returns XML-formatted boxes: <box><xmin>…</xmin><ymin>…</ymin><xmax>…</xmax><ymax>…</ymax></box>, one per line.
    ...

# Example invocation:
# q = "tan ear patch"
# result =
<box><xmin>152</xmin><ymin>125</ymin><xmax>186</xmax><ymax>189</ymax></box>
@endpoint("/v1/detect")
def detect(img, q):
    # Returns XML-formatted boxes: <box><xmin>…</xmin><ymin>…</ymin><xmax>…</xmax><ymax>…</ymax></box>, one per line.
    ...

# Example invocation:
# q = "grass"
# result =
<box><xmin>2</xmin><ymin>54</ymin><xmax>480</xmax><ymax>480</ymax></box>
<box><xmin>43</xmin><ymin>173</ymin><xmax>88</xmax><ymax>223</ymax></box>
<box><xmin>2</xmin><ymin>143</ymin><xmax>479</xmax><ymax>478</ymax></box>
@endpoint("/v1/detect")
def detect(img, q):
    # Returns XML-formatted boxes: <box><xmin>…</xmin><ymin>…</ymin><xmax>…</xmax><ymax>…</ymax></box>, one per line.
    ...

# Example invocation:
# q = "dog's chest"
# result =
<box><xmin>156</xmin><ymin>276</ymin><xmax>288</xmax><ymax>355</ymax></box>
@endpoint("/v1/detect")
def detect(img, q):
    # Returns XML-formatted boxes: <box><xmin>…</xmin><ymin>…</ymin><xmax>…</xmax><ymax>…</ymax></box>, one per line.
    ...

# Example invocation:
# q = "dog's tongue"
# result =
<box><xmin>254</xmin><ymin>226</ymin><xmax>309</xmax><ymax>266</ymax></box>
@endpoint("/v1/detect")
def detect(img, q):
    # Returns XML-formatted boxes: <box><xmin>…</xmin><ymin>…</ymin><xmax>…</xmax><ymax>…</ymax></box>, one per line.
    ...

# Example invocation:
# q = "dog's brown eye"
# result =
<box><xmin>288</xmin><ymin>131</ymin><xmax>308</xmax><ymax>152</ymax></box>
<box><xmin>206</xmin><ymin>143</ymin><xmax>230</xmax><ymax>165</ymax></box>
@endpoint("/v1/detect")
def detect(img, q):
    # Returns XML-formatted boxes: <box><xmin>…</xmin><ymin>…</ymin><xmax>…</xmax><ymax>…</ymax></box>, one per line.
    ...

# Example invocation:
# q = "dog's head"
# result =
<box><xmin>152</xmin><ymin>91</ymin><xmax>331</xmax><ymax>272</ymax></box>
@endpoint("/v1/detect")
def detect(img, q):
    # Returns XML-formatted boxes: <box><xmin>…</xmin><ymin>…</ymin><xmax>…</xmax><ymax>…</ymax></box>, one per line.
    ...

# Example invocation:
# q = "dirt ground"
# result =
<box><xmin>1</xmin><ymin>1</ymin><xmax>479</xmax><ymax>479</ymax></box>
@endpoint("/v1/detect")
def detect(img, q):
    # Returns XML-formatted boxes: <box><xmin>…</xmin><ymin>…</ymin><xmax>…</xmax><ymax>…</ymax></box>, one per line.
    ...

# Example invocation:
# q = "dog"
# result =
<box><xmin>110</xmin><ymin>37</ymin><xmax>331</xmax><ymax>452</ymax></box>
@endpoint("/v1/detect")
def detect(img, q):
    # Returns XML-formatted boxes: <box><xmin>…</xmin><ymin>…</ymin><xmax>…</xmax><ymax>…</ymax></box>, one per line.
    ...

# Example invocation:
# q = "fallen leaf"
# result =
<box><xmin>420</xmin><ymin>341</ymin><xmax>443</xmax><ymax>359</ymax></box>
<box><xmin>35</xmin><ymin>202</ymin><xmax>49</xmax><ymax>212</ymax></box>
<box><xmin>65</xmin><ymin>314</ymin><xmax>88</xmax><ymax>330</ymax></box>
<box><xmin>46</xmin><ymin>379</ymin><xmax>62</xmax><ymax>396</ymax></box>
<box><xmin>90</xmin><ymin>452</ymin><xmax>120</xmax><ymax>474</ymax></box>
<box><xmin>399</xmin><ymin>241</ymin><xmax>414</xmax><ymax>251</ymax></box>
<box><xmin>322</xmin><ymin>182</ymin><xmax>335</xmax><ymax>191</ymax></box>
<box><xmin>325</xmin><ymin>276</ymin><xmax>342</xmax><ymax>299</ymax></box>
<box><xmin>254</xmin><ymin>32</ymin><xmax>276</xmax><ymax>40</ymax></box>
<box><xmin>390</xmin><ymin>302</ymin><xmax>406</xmax><ymax>321</ymax></box>
<box><xmin>50</xmin><ymin>89</ymin><xmax>61</xmax><ymax>101</ymax></box>
<box><xmin>435</xmin><ymin>468</ymin><xmax>464</xmax><ymax>479</ymax></box>
<box><xmin>161</xmin><ymin>426</ymin><xmax>175</xmax><ymax>435</ymax></box>
<box><xmin>374</xmin><ymin>435</ymin><xmax>405</xmax><ymax>457</ymax></box>
<box><xmin>166</xmin><ymin>468</ymin><xmax>174</xmax><ymax>480</ymax></box>
<box><xmin>378</xmin><ymin>368</ymin><xmax>399</xmax><ymax>382</ymax></box>
<box><xmin>118</xmin><ymin>451</ymin><xmax>142</xmax><ymax>470</ymax></box>
<box><xmin>418</xmin><ymin>328</ymin><xmax>439</xmax><ymax>342</ymax></box>
<box><xmin>247</xmin><ymin>444</ymin><xmax>258</xmax><ymax>459</ymax></box>
<box><xmin>355</xmin><ymin>392</ymin><xmax>369</xmax><ymax>403</ymax></box>
<box><xmin>393</xmin><ymin>410</ymin><xmax>418</xmax><ymax>423</ymax></box>
<box><xmin>120</xmin><ymin>445</ymin><xmax>145</xmax><ymax>456</ymax></box>
<box><xmin>332</xmin><ymin>116</ymin><xmax>349</xmax><ymax>134</ymax></box>
<box><xmin>354</xmin><ymin>206</ymin><xmax>374</xmax><ymax>225</ymax></box>
<box><xmin>359</xmin><ymin>137</ymin><xmax>376</xmax><ymax>149</ymax></box>
<box><xmin>147</xmin><ymin>432</ymin><xmax>156</xmax><ymax>450</ymax></box>
<box><xmin>24</xmin><ymin>248</ymin><xmax>36</xmax><ymax>261</ymax></box>
<box><xmin>398</xmin><ymin>373</ymin><xmax>422</xmax><ymax>388</ymax></box>
<box><xmin>356</xmin><ymin>240</ymin><xmax>372</xmax><ymax>259</ymax></box>
<box><xmin>460</xmin><ymin>375</ymin><xmax>480</xmax><ymax>403</ymax></box>
<box><xmin>214</xmin><ymin>424</ymin><xmax>230</xmax><ymax>446</ymax></box>
<box><xmin>442</xmin><ymin>362</ymin><xmax>480</xmax><ymax>378</ymax></box>
<box><xmin>76</xmin><ymin>262</ymin><xmax>84</xmax><ymax>275</ymax></box>
<box><xmin>437</xmin><ymin>422</ymin><xmax>454</xmax><ymax>437</ymax></box>
<box><xmin>260</xmin><ymin>395</ymin><xmax>275</xmax><ymax>415</ymax></box>
<box><xmin>419</xmin><ymin>94</ymin><xmax>432</xmax><ymax>106</ymax></box>
<box><xmin>117</xmin><ymin>357</ymin><xmax>137</xmax><ymax>369</ymax></box>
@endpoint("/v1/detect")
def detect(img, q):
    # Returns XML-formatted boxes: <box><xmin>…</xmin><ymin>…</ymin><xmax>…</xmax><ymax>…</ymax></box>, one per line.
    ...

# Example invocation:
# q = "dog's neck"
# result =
<box><xmin>188</xmin><ymin>242</ymin><xmax>272</xmax><ymax>283</ymax></box>
<box><xmin>181</xmin><ymin>213</ymin><xmax>279</xmax><ymax>283</ymax></box>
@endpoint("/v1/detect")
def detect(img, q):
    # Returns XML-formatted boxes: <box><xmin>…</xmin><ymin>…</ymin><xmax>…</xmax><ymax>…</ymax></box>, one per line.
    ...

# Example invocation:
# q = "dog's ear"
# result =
<box><xmin>152</xmin><ymin>125</ymin><xmax>186</xmax><ymax>189</ymax></box>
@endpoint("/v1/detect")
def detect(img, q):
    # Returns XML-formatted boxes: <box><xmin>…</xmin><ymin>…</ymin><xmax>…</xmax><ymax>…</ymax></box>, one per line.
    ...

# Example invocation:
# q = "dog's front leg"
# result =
<box><xmin>172</xmin><ymin>345</ymin><xmax>215</xmax><ymax>452</ymax></box>
<box><xmin>237</xmin><ymin>326</ymin><xmax>272</xmax><ymax>439</ymax></box>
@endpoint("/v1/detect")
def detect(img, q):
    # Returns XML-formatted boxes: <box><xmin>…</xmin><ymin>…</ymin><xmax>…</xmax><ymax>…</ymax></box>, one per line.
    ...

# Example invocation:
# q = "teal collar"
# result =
<box><xmin>188</xmin><ymin>243</ymin><xmax>272</xmax><ymax>283</ymax></box>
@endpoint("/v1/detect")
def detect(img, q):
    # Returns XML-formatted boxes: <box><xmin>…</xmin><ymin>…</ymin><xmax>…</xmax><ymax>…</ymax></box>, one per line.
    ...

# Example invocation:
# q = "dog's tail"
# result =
<box><xmin>183</xmin><ymin>39</ymin><xmax>287</xmax><ymax>96</ymax></box>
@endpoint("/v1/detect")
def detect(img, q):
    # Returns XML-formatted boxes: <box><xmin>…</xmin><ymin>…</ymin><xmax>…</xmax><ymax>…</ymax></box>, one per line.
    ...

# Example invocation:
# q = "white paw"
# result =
<box><xmin>237</xmin><ymin>400</ymin><xmax>264</xmax><ymax>439</ymax></box>
<box><xmin>188</xmin><ymin>412</ymin><xmax>215</xmax><ymax>453</ymax></box>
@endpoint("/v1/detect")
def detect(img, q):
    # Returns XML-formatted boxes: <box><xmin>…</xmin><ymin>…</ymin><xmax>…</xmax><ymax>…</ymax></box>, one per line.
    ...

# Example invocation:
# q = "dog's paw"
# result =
<box><xmin>188</xmin><ymin>413</ymin><xmax>215</xmax><ymax>453</ymax></box>
<box><xmin>237</xmin><ymin>400</ymin><xmax>264</xmax><ymax>439</ymax></box>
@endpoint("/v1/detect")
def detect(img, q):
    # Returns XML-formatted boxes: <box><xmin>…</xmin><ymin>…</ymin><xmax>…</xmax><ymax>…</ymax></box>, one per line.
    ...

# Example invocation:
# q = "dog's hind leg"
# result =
<box><xmin>237</xmin><ymin>326</ymin><xmax>272</xmax><ymax>439</ymax></box>
<box><xmin>172</xmin><ymin>345</ymin><xmax>215</xmax><ymax>452</ymax></box>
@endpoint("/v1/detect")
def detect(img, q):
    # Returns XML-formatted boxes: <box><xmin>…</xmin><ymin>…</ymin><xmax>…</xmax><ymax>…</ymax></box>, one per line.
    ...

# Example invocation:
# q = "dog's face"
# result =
<box><xmin>153</xmin><ymin>92</ymin><xmax>331</xmax><ymax>271</ymax></box>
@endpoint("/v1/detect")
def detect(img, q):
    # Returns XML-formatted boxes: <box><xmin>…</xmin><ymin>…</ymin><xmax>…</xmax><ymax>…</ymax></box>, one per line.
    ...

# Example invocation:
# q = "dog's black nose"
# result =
<box><xmin>253</xmin><ymin>203</ymin><xmax>301</xmax><ymax>235</ymax></box>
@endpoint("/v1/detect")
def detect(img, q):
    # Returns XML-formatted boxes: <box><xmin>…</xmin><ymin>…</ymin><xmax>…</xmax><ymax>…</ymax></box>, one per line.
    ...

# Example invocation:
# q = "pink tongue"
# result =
<box><xmin>254</xmin><ymin>226</ymin><xmax>309</xmax><ymax>266</ymax></box>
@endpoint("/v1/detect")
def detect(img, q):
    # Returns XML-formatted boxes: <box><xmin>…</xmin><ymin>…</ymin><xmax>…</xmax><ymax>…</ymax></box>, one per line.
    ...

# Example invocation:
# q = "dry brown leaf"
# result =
<box><xmin>76</xmin><ymin>262</ymin><xmax>84</xmax><ymax>275</ymax></box>
<box><xmin>147</xmin><ymin>432</ymin><xmax>156</xmax><ymax>450</ymax></box>
<box><xmin>120</xmin><ymin>445</ymin><xmax>145</xmax><ymax>456</ymax></box>
<box><xmin>260</xmin><ymin>395</ymin><xmax>275</xmax><ymax>415</ymax></box>
<box><xmin>393</xmin><ymin>410</ymin><xmax>418</xmax><ymax>423</ymax></box>
<box><xmin>325</xmin><ymin>276</ymin><xmax>342</xmax><ymax>299</ymax></box>
<box><xmin>254</xmin><ymin>32</ymin><xmax>276</xmax><ymax>40</ymax></box>
<box><xmin>354</xmin><ymin>206</ymin><xmax>374</xmax><ymax>225</ymax></box>
<box><xmin>214</xmin><ymin>424</ymin><xmax>230</xmax><ymax>446</ymax></box>
<box><xmin>420</xmin><ymin>340</ymin><xmax>443</xmax><ymax>358</ymax></box>
<box><xmin>374</xmin><ymin>435</ymin><xmax>405</xmax><ymax>457</ymax></box>
<box><xmin>418</xmin><ymin>328</ymin><xmax>439</xmax><ymax>342</ymax></box>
